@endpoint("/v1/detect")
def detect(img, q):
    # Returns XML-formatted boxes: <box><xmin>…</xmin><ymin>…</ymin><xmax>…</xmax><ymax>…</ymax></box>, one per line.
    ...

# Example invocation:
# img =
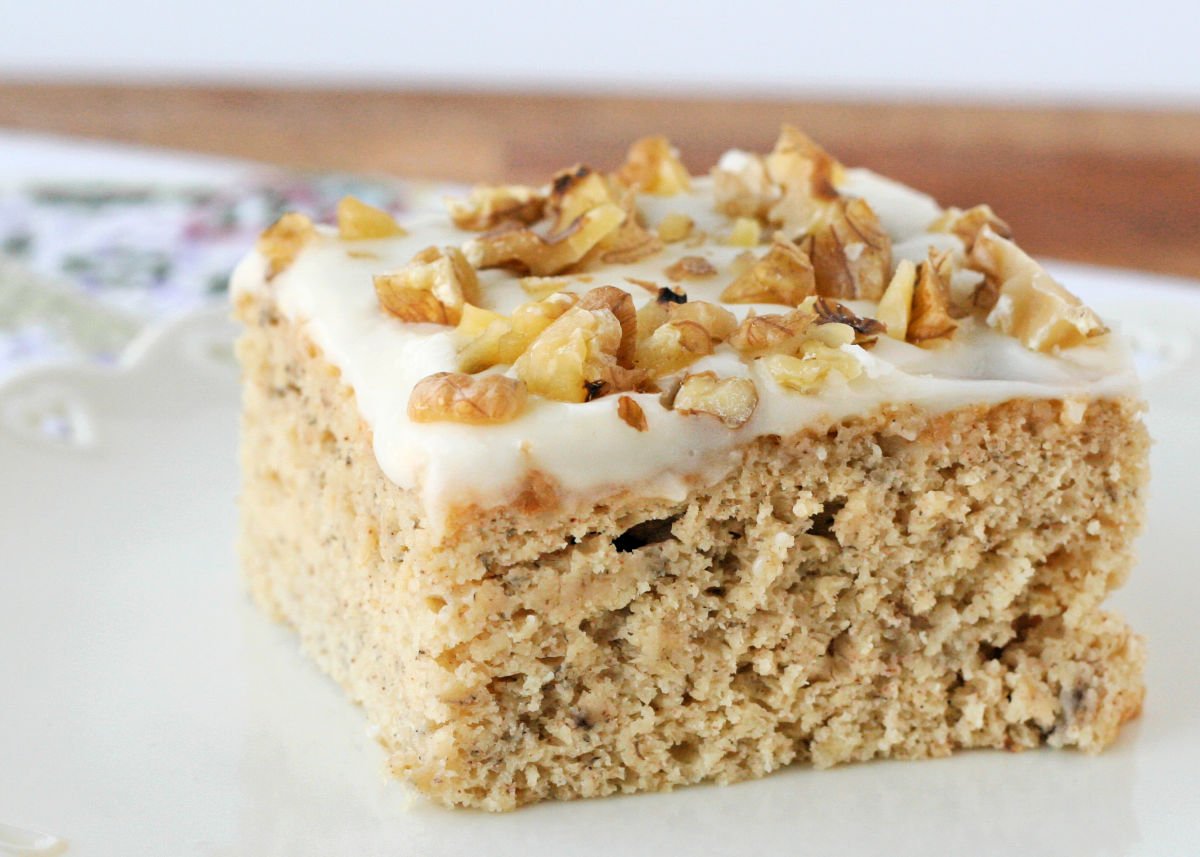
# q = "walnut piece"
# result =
<box><xmin>257</xmin><ymin>212</ymin><xmax>315</xmax><ymax>280</ymax></box>
<box><xmin>764</xmin><ymin>125</ymin><xmax>843</xmax><ymax>237</ymax></box>
<box><xmin>672</xmin><ymin>372</ymin><xmax>758</xmax><ymax>428</ymax></box>
<box><xmin>547</xmin><ymin>166</ymin><xmax>614</xmax><ymax>234</ymax></box>
<box><xmin>464</xmin><ymin>202</ymin><xmax>626</xmax><ymax>276</ymax></box>
<box><xmin>519</xmin><ymin>275</ymin><xmax>573</xmax><ymax>299</ymax></box>
<box><xmin>513</xmin><ymin>303</ymin><xmax>643</xmax><ymax>402</ymax></box>
<box><xmin>728</xmin><ymin>310</ymin><xmax>814</xmax><ymax>357</ymax></box>
<box><xmin>712</xmin><ymin>149</ymin><xmax>778</xmax><ymax>219</ymax></box>
<box><xmin>973</xmin><ymin>228</ymin><xmax>1107</xmax><ymax>352</ymax></box>
<box><xmin>456</xmin><ymin>293</ymin><xmax>578</xmax><ymax>373</ymax></box>
<box><xmin>593</xmin><ymin>190</ymin><xmax>664</xmax><ymax>265</ymax></box>
<box><xmin>636</xmin><ymin>320</ymin><xmax>713</xmax><ymax>377</ymax></box>
<box><xmin>931</xmin><ymin>204</ymin><xmax>1012</xmax><ymax>250</ymax></box>
<box><xmin>336</xmin><ymin>196</ymin><xmax>407</xmax><ymax>240</ymax></box>
<box><xmin>725</xmin><ymin>217</ymin><xmax>762</xmax><ymax>248</ymax></box>
<box><xmin>446</xmin><ymin>184</ymin><xmax>545</xmax><ymax>231</ymax></box>
<box><xmin>720</xmin><ymin>237</ymin><xmax>815</xmax><ymax>306</ymax></box>
<box><xmin>760</xmin><ymin>342</ymin><xmax>863</xmax><ymax>394</ymax></box>
<box><xmin>875</xmin><ymin>260</ymin><xmax>917</xmax><ymax>341</ymax></box>
<box><xmin>907</xmin><ymin>251</ymin><xmax>958</xmax><ymax>343</ymax></box>
<box><xmin>669</xmin><ymin>300</ymin><xmax>738</xmax><ymax>342</ymax></box>
<box><xmin>656</xmin><ymin>213</ymin><xmax>694</xmax><ymax>244</ymax></box>
<box><xmin>578</xmin><ymin>286</ymin><xmax>638</xmax><ymax>368</ymax></box>
<box><xmin>374</xmin><ymin>245</ymin><xmax>481</xmax><ymax>325</ymax></box>
<box><xmin>808</xmin><ymin>197</ymin><xmax>892</xmax><ymax>300</ymax></box>
<box><xmin>615</xmin><ymin>135</ymin><xmax>691</xmax><ymax>195</ymax></box>
<box><xmin>408</xmin><ymin>372</ymin><xmax>527</xmax><ymax>425</ymax></box>
<box><xmin>811</xmin><ymin>297</ymin><xmax>887</xmax><ymax>346</ymax></box>
<box><xmin>665</xmin><ymin>255</ymin><xmax>718</xmax><ymax>282</ymax></box>
<box><xmin>616</xmin><ymin>396</ymin><xmax>649</xmax><ymax>431</ymax></box>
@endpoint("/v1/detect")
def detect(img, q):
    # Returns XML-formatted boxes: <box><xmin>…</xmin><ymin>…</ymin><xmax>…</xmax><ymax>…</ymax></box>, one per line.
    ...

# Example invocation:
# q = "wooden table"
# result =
<box><xmin>2</xmin><ymin>84</ymin><xmax>1197</xmax><ymax>278</ymax></box>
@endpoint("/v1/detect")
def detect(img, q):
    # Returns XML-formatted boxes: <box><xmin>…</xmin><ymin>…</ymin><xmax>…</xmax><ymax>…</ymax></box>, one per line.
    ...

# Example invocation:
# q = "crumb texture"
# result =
<box><xmin>237</xmin><ymin>293</ymin><xmax>1147</xmax><ymax>811</ymax></box>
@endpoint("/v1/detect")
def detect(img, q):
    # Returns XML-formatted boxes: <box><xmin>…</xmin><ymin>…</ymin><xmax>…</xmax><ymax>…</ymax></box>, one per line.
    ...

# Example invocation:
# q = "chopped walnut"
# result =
<box><xmin>931</xmin><ymin>204</ymin><xmax>1012</xmax><ymax>250</ymax></box>
<box><xmin>578</xmin><ymin>286</ymin><xmax>638</xmax><ymax>368</ymax></box>
<box><xmin>511</xmin><ymin>291</ymin><xmax>579</xmax><ymax>338</ymax></box>
<box><xmin>811</xmin><ymin>297</ymin><xmax>887</xmax><ymax>346</ymax></box>
<box><xmin>408</xmin><ymin>372</ymin><xmax>527</xmax><ymax>425</ymax></box>
<box><xmin>665</xmin><ymin>255</ymin><xmax>718</xmax><ymax>282</ymax></box>
<box><xmin>656</xmin><ymin>212</ymin><xmax>695</xmax><ymax>243</ymax></box>
<box><xmin>875</xmin><ymin>260</ymin><xmax>917</xmax><ymax>341</ymax></box>
<box><xmin>455</xmin><ymin>305</ymin><xmax>523</xmax><ymax>373</ymax></box>
<box><xmin>669</xmin><ymin>300</ymin><xmax>738</xmax><ymax>342</ymax></box>
<box><xmin>725</xmin><ymin>217</ymin><xmax>763</xmax><ymax>248</ymax></box>
<box><xmin>456</xmin><ymin>293</ymin><xmax>579</xmax><ymax>374</ymax></box>
<box><xmin>720</xmin><ymin>237</ymin><xmax>815</xmax><ymax>306</ymax></box>
<box><xmin>513</xmin><ymin>304</ymin><xmax>643</xmax><ymax>402</ymax></box>
<box><xmin>972</xmin><ymin>228</ymin><xmax>1107</xmax><ymax>352</ymax></box>
<box><xmin>336</xmin><ymin>196</ymin><xmax>407</xmax><ymax>240</ymax></box>
<box><xmin>374</xmin><ymin>245</ymin><xmax>481</xmax><ymax>325</ymax></box>
<box><xmin>446</xmin><ymin>184</ymin><xmax>545</xmax><ymax>231</ymax></box>
<box><xmin>615</xmin><ymin>135</ymin><xmax>691</xmax><ymax>195</ymax></box>
<box><xmin>760</xmin><ymin>342</ymin><xmax>863</xmax><ymax>393</ymax></box>
<box><xmin>712</xmin><ymin>149</ymin><xmax>777</xmax><ymax>219</ymax></box>
<box><xmin>464</xmin><ymin>202</ymin><xmax>626</xmax><ymax>276</ymax></box>
<box><xmin>519</xmin><ymin>275</ymin><xmax>573</xmax><ymax>299</ymax></box>
<box><xmin>907</xmin><ymin>251</ymin><xmax>959</xmax><ymax>343</ymax></box>
<box><xmin>728</xmin><ymin>310</ymin><xmax>814</xmax><ymax>357</ymax></box>
<box><xmin>593</xmin><ymin>190</ymin><xmax>664</xmax><ymax>264</ymax></box>
<box><xmin>808</xmin><ymin>197</ymin><xmax>892</xmax><ymax>300</ymax></box>
<box><xmin>616</xmin><ymin>396</ymin><xmax>649</xmax><ymax>431</ymax></box>
<box><xmin>636</xmin><ymin>320</ymin><xmax>713</xmax><ymax>377</ymax></box>
<box><xmin>257</xmin><ymin>212</ymin><xmax>315</xmax><ymax>280</ymax></box>
<box><xmin>764</xmin><ymin>125</ymin><xmax>843</xmax><ymax>236</ymax></box>
<box><xmin>547</xmin><ymin>165</ymin><xmax>615</xmax><ymax>234</ymax></box>
<box><xmin>672</xmin><ymin>372</ymin><xmax>758</xmax><ymax>428</ymax></box>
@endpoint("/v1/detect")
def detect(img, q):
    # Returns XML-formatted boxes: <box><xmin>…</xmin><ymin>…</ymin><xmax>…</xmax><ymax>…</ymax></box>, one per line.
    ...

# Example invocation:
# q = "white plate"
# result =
<box><xmin>2</xmin><ymin>264</ymin><xmax>1199</xmax><ymax>857</ymax></box>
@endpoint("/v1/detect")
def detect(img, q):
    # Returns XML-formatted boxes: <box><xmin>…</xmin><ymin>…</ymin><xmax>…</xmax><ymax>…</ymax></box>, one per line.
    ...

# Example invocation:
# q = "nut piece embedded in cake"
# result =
<box><xmin>407</xmin><ymin>372</ymin><xmax>528</xmax><ymax>424</ymax></box>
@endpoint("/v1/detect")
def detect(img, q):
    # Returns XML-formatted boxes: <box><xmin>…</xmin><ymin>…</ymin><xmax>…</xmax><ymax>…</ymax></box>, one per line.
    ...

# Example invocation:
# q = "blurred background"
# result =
<box><xmin>1</xmin><ymin>0</ymin><xmax>1197</xmax><ymax>376</ymax></box>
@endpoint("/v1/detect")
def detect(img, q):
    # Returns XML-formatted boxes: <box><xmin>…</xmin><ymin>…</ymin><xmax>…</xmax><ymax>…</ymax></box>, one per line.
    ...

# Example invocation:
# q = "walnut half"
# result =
<box><xmin>408</xmin><ymin>372</ymin><xmax>528</xmax><ymax>425</ymax></box>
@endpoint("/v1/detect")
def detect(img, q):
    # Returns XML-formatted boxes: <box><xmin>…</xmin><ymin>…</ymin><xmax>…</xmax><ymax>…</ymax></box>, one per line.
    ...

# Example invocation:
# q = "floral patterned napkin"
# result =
<box><xmin>0</xmin><ymin>139</ymin><xmax>452</xmax><ymax>379</ymax></box>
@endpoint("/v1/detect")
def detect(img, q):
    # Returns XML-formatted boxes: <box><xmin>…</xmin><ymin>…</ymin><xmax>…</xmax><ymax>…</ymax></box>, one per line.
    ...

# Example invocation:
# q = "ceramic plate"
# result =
<box><xmin>2</xmin><ymin>263</ymin><xmax>1198</xmax><ymax>857</ymax></box>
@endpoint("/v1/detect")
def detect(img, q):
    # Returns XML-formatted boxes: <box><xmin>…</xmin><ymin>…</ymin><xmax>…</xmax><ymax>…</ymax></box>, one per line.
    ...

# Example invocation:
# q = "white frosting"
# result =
<box><xmin>232</xmin><ymin>167</ymin><xmax>1138</xmax><ymax>522</ymax></box>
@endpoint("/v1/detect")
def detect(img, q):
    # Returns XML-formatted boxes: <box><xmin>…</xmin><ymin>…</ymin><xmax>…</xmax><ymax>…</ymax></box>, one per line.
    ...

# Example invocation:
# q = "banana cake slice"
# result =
<box><xmin>231</xmin><ymin>127</ymin><xmax>1147</xmax><ymax>811</ymax></box>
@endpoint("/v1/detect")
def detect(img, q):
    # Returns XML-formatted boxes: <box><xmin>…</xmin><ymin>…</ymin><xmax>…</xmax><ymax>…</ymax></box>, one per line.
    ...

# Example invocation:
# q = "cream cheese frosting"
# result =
<box><xmin>231</xmin><ymin>166</ymin><xmax>1137</xmax><ymax>520</ymax></box>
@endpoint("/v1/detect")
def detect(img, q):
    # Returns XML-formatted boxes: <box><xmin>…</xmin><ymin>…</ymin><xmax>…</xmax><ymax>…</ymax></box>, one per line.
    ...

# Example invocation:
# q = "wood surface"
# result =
<box><xmin>1</xmin><ymin>83</ymin><xmax>1196</xmax><ymax>277</ymax></box>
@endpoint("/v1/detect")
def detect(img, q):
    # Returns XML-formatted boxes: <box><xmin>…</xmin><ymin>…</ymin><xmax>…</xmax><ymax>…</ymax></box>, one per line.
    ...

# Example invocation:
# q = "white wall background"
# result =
<box><xmin>2</xmin><ymin>0</ymin><xmax>1198</xmax><ymax>105</ymax></box>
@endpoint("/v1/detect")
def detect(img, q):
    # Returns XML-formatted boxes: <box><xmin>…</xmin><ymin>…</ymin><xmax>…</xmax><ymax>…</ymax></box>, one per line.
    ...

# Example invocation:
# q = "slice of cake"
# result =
<box><xmin>232</xmin><ymin>127</ymin><xmax>1147</xmax><ymax>811</ymax></box>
